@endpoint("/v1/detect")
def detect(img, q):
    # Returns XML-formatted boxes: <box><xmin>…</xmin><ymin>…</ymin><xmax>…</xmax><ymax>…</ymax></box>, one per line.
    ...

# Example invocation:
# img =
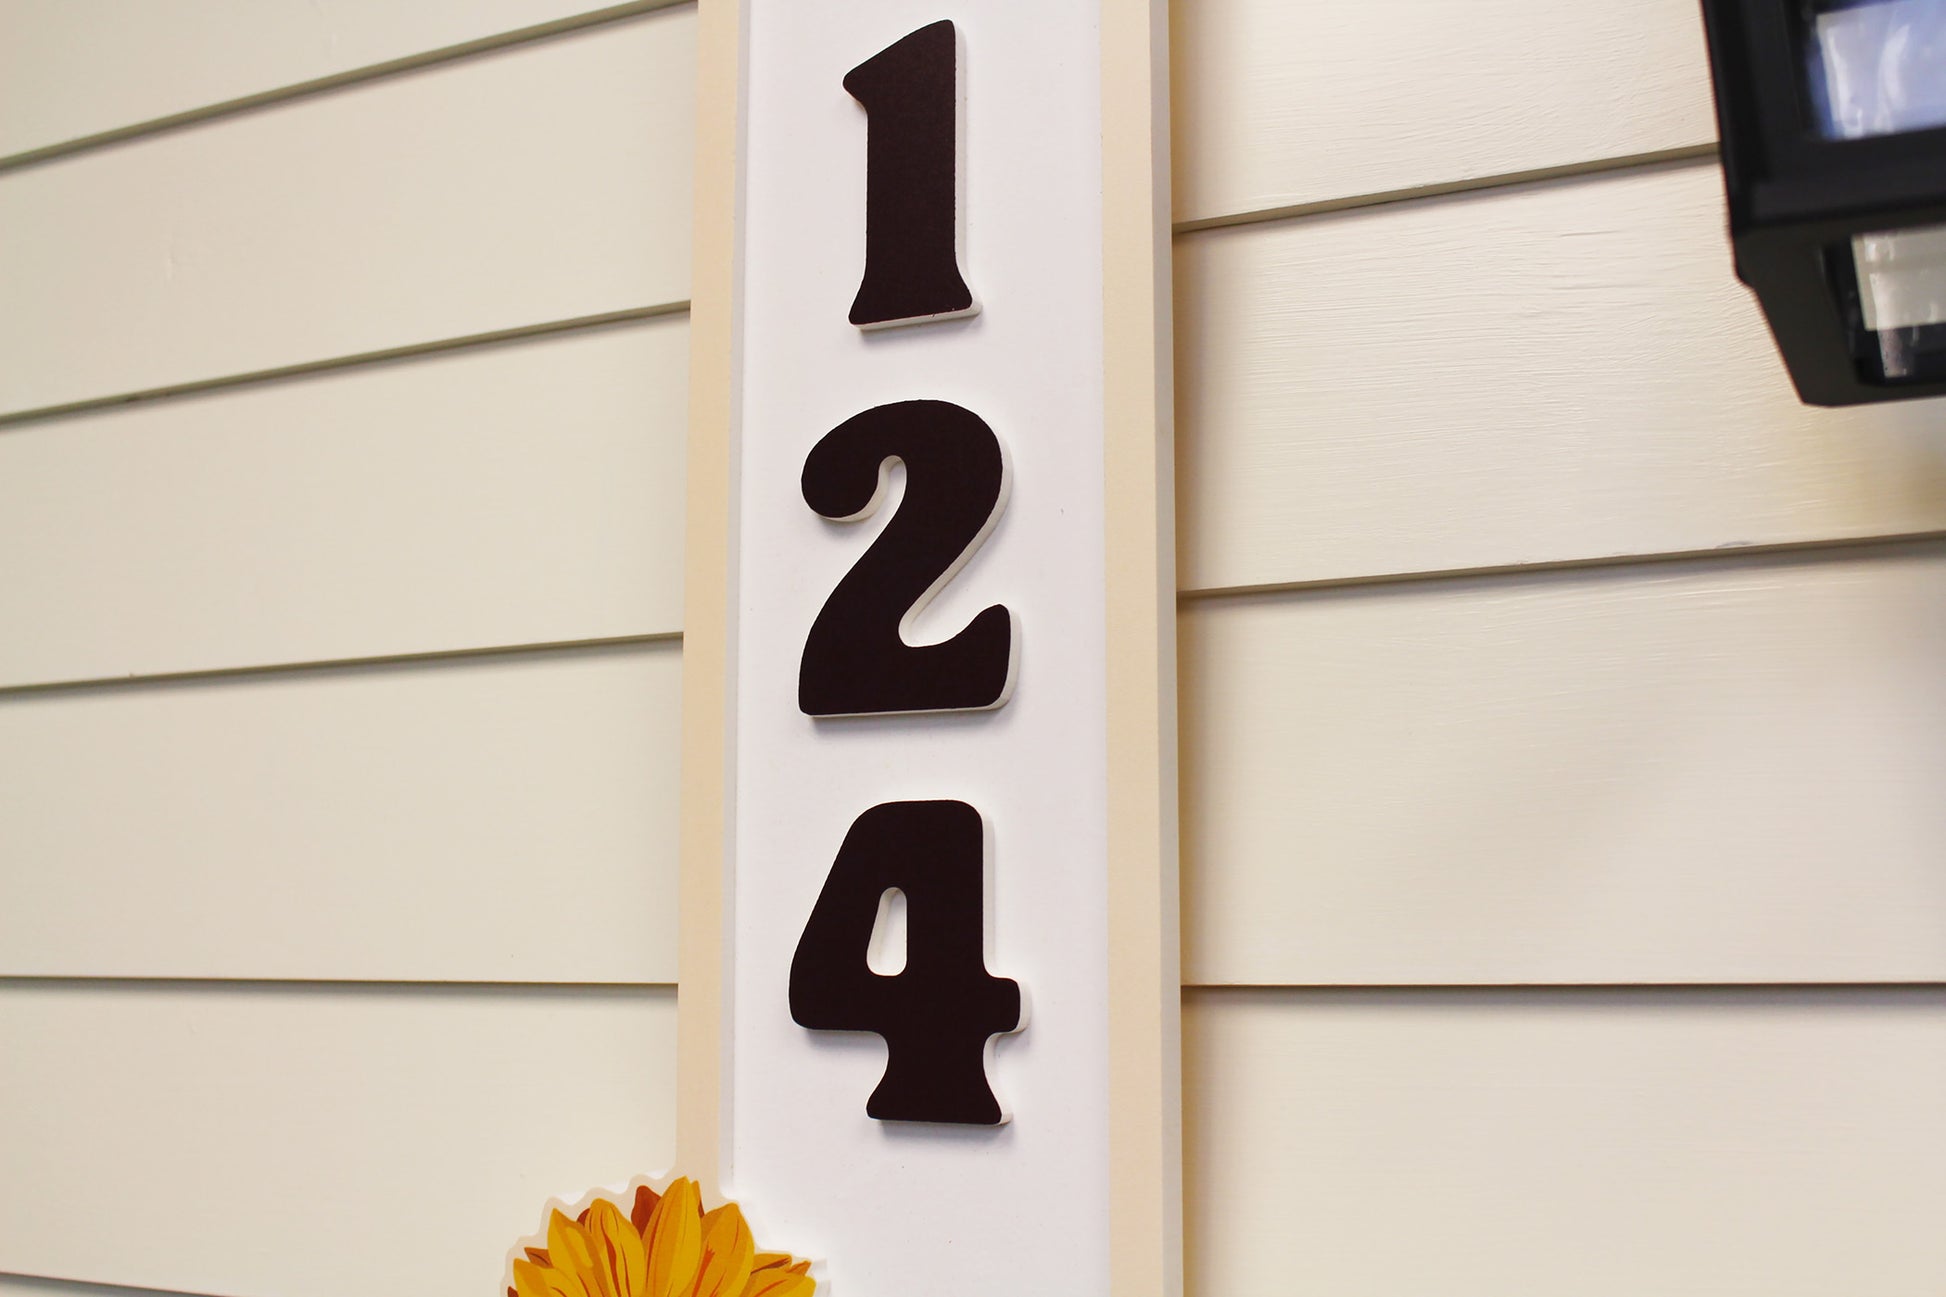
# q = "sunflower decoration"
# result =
<box><xmin>507</xmin><ymin>1177</ymin><xmax>814</xmax><ymax>1297</ymax></box>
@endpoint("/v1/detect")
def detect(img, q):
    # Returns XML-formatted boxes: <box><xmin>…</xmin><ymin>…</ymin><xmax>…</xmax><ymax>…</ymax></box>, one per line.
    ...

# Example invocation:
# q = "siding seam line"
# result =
<box><xmin>1180</xmin><ymin>983</ymin><xmax>1946</xmax><ymax>996</ymax></box>
<box><xmin>0</xmin><ymin>1273</ymin><xmax>232</xmax><ymax>1297</ymax></box>
<box><xmin>1177</xmin><ymin>530</ymin><xmax>1946</xmax><ymax>605</ymax></box>
<box><xmin>0</xmin><ymin>631</ymin><xmax>681</xmax><ymax>700</ymax></box>
<box><xmin>1171</xmin><ymin>143</ymin><xmax>1722</xmax><ymax>236</ymax></box>
<box><xmin>0</xmin><ymin>302</ymin><xmax>691</xmax><ymax>431</ymax></box>
<box><xmin>0</xmin><ymin>0</ymin><xmax>695</xmax><ymax>177</ymax></box>
<box><xmin>5</xmin><ymin>532</ymin><xmax>1938</xmax><ymax>698</ymax></box>
<box><xmin>1</xmin><ymin>980</ymin><xmax>1932</xmax><ymax>995</ymax></box>
<box><xmin>0</xmin><ymin>978</ymin><xmax>676</xmax><ymax>992</ymax></box>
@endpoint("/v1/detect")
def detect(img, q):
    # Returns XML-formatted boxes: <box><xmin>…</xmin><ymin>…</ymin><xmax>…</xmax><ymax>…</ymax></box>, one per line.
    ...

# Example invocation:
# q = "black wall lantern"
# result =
<box><xmin>1699</xmin><ymin>0</ymin><xmax>1946</xmax><ymax>405</ymax></box>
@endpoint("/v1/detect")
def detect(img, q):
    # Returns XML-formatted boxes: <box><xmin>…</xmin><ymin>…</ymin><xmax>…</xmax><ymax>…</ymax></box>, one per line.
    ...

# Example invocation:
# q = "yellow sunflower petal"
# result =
<box><xmin>784</xmin><ymin>1263</ymin><xmax>809</xmax><ymax>1277</ymax></box>
<box><xmin>548</xmin><ymin>1211</ymin><xmax>593</xmax><ymax>1271</ymax></box>
<box><xmin>739</xmin><ymin>1269</ymin><xmax>813</xmax><ymax>1297</ymax></box>
<box><xmin>513</xmin><ymin>1263</ymin><xmax>547</xmax><ymax>1297</ymax></box>
<box><xmin>631</xmin><ymin>1185</ymin><xmax>662</xmax><ymax>1236</ymax></box>
<box><xmin>548</xmin><ymin>1209</ymin><xmax>615</xmax><ymax>1297</ymax></box>
<box><xmin>750</xmin><ymin>1254</ymin><xmax>790</xmax><ymax>1272</ymax></box>
<box><xmin>514</xmin><ymin>1257</ymin><xmax>584</xmax><ymax>1297</ymax></box>
<box><xmin>690</xmin><ymin>1203</ymin><xmax>755</xmax><ymax>1297</ymax></box>
<box><xmin>589</xmin><ymin>1198</ymin><xmax>650</xmax><ymax>1297</ymax></box>
<box><xmin>643</xmin><ymin>1178</ymin><xmax>704</xmax><ymax>1297</ymax></box>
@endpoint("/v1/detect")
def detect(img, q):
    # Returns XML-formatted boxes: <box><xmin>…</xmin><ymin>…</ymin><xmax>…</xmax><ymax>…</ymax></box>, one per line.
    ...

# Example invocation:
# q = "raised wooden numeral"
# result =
<box><xmin>799</xmin><ymin>399</ymin><xmax>1015</xmax><ymax>717</ymax></box>
<box><xmin>845</xmin><ymin>19</ymin><xmax>976</xmax><ymax>328</ymax></box>
<box><xmin>792</xmin><ymin>24</ymin><xmax>1024</xmax><ymax>1128</ymax></box>
<box><xmin>789</xmin><ymin>799</ymin><xmax>1022</xmax><ymax>1125</ymax></box>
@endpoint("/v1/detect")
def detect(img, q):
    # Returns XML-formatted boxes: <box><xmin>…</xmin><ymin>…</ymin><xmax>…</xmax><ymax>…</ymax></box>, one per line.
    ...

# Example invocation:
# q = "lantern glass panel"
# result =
<box><xmin>1852</xmin><ymin>221</ymin><xmax>1946</xmax><ymax>330</ymax></box>
<box><xmin>1838</xmin><ymin>219</ymin><xmax>1946</xmax><ymax>381</ymax></box>
<box><xmin>1807</xmin><ymin>0</ymin><xmax>1946</xmax><ymax>139</ymax></box>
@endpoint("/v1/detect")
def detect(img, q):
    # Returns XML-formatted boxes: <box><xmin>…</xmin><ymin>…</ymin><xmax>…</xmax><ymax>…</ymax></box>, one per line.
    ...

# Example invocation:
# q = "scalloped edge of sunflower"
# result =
<box><xmin>505</xmin><ymin>1176</ymin><xmax>816</xmax><ymax>1297</ymax></box>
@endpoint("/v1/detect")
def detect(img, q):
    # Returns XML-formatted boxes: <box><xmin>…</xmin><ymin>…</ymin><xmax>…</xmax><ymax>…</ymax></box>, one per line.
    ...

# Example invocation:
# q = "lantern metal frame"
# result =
<box><xmin>1699</xmin><ymin>0</ymin><xmax>1946</xmax><ymax>405</ymax></box>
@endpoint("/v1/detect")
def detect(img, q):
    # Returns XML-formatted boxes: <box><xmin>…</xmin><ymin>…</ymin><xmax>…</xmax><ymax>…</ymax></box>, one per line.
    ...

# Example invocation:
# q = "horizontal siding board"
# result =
<box><xmin>0</xmin><ymin>1281</ymin><xmax>187</xmax><ymax>1297</ymax></box>
<box><xmin>1180</xmin><ymin>546</ymin><xmax>1946</xmax><ymax>985</ymax></box>
<box><xmin>0</xmin><ymin>643</ymin><xmax>680</xmax><ymax>982</ymax></box>
<box><xmin>0</xmin><ymin>0</ymin><xmax>638</xmax><ymax>160</ymax></box>
<box><xmin>0</xmin><ymin>9</ymin><xmax>693</xmax><ymax>417</ymax></box>
<box><xmin>1185</xmin><ymin>987</ymin><xmax>1946</xmax><ymax>1297</ymax></box>
<box><xmin>1171</xmin><ymin>0</ymin><xmax>1718</xmax><ymax>224</ymax></box>
<box><xmin>1176</xmin><ymin>163</ymin><xmax>1946</xmax><ymax>593</ymax></box>
<box><xmin>0</xmin><ymin>982</ymin><xmax>676</xmax><ymax>1297</ymax></box>
<box><xmin>0</xmin><ymin>316</ymin><xmax>686</xmax><ymax>687</ymax></box>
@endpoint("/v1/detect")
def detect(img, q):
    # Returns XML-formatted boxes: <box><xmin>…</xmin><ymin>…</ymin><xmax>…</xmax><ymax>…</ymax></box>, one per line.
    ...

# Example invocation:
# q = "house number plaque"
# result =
<box><xmin>705</xmin><ymin>3</ymin><xmax>1179</xmax><ymax>1294</ymax></box>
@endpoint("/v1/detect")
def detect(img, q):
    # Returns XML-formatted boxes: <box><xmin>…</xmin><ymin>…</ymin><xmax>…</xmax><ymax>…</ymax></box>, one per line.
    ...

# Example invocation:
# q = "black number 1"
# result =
<box><xmin>845</xmin><ymin>19</ymin><xmax>975</xmax><ymax>328</ymax></box>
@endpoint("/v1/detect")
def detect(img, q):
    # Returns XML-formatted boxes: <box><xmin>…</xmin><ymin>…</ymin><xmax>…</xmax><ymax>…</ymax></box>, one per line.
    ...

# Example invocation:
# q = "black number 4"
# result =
<box><xmin>789</xmin><ymin>799</ymin><xmax>1023</xmax><ymax>1125</ymax></box>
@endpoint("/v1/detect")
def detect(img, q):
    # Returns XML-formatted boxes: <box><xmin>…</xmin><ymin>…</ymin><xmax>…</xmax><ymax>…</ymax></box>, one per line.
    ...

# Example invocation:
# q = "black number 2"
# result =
<box><xmin>798</xmin><ymin>399</ymin><xmax>1016</xmax><ymax>717</ymax></box>
<box><xmin>845</xmin><ymin>19</ymin><xmax>975</xmax><ymax>328</ymax></box>
<box><xmin>789</xmin><ymin>800</ymin><xmax>1022</xmax><ymax>1124</ymax></box>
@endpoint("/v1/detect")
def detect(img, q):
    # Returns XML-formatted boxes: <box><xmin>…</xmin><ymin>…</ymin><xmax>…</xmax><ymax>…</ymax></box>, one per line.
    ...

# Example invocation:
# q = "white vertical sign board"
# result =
<box><xmin>716</xmin><ymin>3</ymin><xmax>1169</xmax><ymax>1294</ymax></box>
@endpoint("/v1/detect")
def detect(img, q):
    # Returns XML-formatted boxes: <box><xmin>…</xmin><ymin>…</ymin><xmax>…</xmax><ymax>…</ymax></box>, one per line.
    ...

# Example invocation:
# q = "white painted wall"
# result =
<box><xmin>3</xmin><ymin>2</ymin><xmax>1944</xmax><ymax>1295</ymax></box>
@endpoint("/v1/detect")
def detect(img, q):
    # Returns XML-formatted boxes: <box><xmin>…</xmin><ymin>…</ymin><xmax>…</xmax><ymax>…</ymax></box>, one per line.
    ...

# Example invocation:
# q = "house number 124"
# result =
<box><xmin>785</xmin><ymin>19</ymin><xmax>1025</xmax><ymax>1126</ymax></box>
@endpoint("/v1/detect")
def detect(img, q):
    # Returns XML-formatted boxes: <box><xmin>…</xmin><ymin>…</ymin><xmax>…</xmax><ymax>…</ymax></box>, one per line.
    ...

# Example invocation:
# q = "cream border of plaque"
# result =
<box><xmin>675</xmin><ymin>2</ymin><xmax>1180</xmax><ymax>1290</ymax></box>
